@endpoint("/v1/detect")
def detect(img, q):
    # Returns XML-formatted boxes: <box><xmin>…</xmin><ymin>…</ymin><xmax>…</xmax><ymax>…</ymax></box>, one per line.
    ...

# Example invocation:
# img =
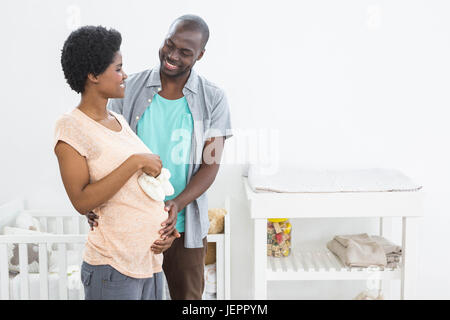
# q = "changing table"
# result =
<box><xmin>243</xmin><ymin>168</ymin><xmax>423</xmax><ymax>300</ymax></box>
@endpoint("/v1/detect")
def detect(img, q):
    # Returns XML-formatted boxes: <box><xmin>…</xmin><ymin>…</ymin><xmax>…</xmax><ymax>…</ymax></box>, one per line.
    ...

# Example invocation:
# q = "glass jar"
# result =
<box><xmin>267</xmin><ymin>218</ymin><xmax>291</xmax><ymax>257</ymax></box>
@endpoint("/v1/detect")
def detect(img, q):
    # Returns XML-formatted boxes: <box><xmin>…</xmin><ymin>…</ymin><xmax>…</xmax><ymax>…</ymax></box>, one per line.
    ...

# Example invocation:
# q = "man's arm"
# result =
<box><xmin>172</xmin><ymin>87</ymin><xmax>232</xmax><ymax>214</ymax></box>
<box><xmin>159</xmin><ymin>88</ymin><xmax>232</xmax><ymax>239</ymax></box>
<box><xmin>159</xmin><ymin>136</ymin><xmax>225</xmax><ymax>238</ymax></box>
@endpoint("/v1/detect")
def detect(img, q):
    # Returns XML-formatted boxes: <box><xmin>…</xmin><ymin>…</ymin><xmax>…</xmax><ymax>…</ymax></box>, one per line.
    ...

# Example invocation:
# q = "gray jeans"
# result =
<box><xmin>81</xmin><ymin>261</ymin><xmax>163</xmax><ymax>300</ymax></box>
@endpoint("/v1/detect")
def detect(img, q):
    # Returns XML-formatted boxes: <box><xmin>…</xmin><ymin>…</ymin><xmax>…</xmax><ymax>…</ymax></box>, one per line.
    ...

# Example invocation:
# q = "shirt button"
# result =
<box><xmin>148</xmin><ymin>98</ymin><xmax>152</xmax><ymax>103</ymax></box>
<box><xmin>136</xmin><ymin>116</ymin><xmax>140</xmax><ymax>120</ymax></box>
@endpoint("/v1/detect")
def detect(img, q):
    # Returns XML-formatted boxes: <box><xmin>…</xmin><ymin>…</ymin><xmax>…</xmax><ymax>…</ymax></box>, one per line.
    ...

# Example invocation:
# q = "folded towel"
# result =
<box><xmin>327</xmin><ymin>233</ymin><xmax>402</xmax><ymax>268</ymax></box>
<box><xmin>386</xmin><ymin>262</ymin><xmax>400</xmax><ymax>269</ymax></box>
<box><xmin>371</xmin><ymin>235</ymin><xmax>402</xmax><ymax>255</ymax></box>
<box><xmin>387</xmin><ymin>255</ymin><xmax>401</xmax><ymax>263</ymax></box>
<box><xmin>385</xmin><ymin>253</ymin><xmax>402</xmax><ymax>268</ymax></box>
<box><xmin>334</xmin><ymin>233</ymin><xmax>372</xmax><ymax>248</ymax></box>
<box><xmin>327</xmin><ymin>233</ymin><xmax>387</xmax><ymax>267</ymax></box>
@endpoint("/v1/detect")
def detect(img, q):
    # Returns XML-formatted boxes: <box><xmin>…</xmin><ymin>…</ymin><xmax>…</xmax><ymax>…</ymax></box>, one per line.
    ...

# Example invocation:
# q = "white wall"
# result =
<box><xmin>1</xmin><ymin>0</ymin><xmax>449</xmax><ymax>299</ymax></box>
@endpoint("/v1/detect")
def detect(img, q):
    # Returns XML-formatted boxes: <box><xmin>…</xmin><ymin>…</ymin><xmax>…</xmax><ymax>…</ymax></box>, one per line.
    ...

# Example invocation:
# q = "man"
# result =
<box><xmin>87</xmin><ymin>15</ymin><xmax>232</xmax><ymax>300</ymax></box>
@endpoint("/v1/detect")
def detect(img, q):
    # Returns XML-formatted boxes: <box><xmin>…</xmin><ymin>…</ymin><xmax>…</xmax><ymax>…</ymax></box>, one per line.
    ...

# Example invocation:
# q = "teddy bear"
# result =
<box><xmin>15</xmin><ymin>213</ymin><xmax>41</xmax><ymax>231</ymax></box>
<box><xmin>208</xmin><ymin>208</ymin><xmax>227</xmax><ymax>234</ymax></box>
<box><xmin>138</xmin><ymin>168</ymin><xmax>175</xmax><ymax>202</ymax></box>
<box><xmin>204</xmin><ymin>208</ymin><xmax>228</xmax><ymax>265</ymax></box>
<box><xmin>5</xmin><ymin>213</ymin><xmax>49</xmax><ymax>273</ymax></box>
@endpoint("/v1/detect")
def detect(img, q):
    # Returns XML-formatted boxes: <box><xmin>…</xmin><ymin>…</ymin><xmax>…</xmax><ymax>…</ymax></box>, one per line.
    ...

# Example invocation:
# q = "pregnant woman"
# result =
<box><xmin>54</xmin><ymin>26</ymin><xmax>179</xmax><ymax>300</ymax></box>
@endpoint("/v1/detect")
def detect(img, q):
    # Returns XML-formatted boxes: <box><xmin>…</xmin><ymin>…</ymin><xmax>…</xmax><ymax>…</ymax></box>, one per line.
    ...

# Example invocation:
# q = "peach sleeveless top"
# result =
<box><xmin>54</xmin><ymin>108</ymin><xmax>166</xmax><ymax>278</ymax></box>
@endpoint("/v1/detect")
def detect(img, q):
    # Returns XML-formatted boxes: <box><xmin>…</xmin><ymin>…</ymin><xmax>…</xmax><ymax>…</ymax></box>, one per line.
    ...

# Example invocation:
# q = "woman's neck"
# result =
<box><xmin>77</xmin><ymin>90</ymin><xmax>109</xmax><ymax>121</ymax></box>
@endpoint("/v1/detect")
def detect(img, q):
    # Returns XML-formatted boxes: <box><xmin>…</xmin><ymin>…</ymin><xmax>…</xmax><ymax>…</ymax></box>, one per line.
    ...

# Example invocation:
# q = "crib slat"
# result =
<box><xmin>58</xmin><ymin>243</ymin><xmax>68</xmax><ymax>300</ymax></box>
<box><xmin>38</xmin><ymin>243</ymin><xmax>49</xmax><ymax>300</ymax></box>
<box><xmin>72</xmin><ymin>216</ymin><xmax>80</xmax><ymax>234</ymax></box>
<box><xmin>0</xmin><ymin>244</ymin><xmax>10</xmax><ymax>300</ymax></box>
<box><xmin>39</xmin><ymin>217</ymin><xmax>47</xmax><ymax>232</ymax></box>
<box><xmin>56</xmin><ymin>217</ymin><xmax>64</xmax><ymax>234</ymax></box>
<box><xmin>81</xmin><ymin>217</ymin><xmax>89</xmax><ymax>234</ymax></box>
<box><xmin>18</xmin><ymin>244</ymin><xmax>29</xmax><ymax>300</ymax></box>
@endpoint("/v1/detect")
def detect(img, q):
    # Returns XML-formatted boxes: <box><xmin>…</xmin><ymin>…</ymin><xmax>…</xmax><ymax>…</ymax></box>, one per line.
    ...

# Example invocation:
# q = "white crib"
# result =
<box><xmin>0</xmin><ymin>198</ymin><xmax>88</xmax><ymax>300</ymax></box>
<box><xmin>0</xmin><ymin>197</ymin><xmax>232</xmax><ymax>300</ymax></box>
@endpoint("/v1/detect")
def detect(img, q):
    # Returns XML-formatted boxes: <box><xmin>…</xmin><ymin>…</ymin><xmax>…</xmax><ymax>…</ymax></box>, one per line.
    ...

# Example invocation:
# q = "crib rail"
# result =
<box><xmin>0</xmin><ymin>210</ymin><xmax>89</xmax><ymax>300</ymax></box>
<box><xmin>0</xmin><ymin>234</ymin><xmax>87</xmax><ymax>300</ymax></box>
<box><xmin>0</xmin><ymin>234</ymin><xmax>88</xmax><ymax>244</ymax></box>
<box><xmin>22</xmin><ymin>210</ymin><xmax>90</xmax><ymax>235</ymax></box>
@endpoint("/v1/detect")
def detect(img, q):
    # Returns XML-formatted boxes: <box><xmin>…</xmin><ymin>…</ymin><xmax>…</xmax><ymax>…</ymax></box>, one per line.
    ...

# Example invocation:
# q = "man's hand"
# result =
<box><xmin>151</xmin><ymin>229</ymin><xmax>181</xmax><ymax>254</ymax></box>
<box><xmin>160</xmin><ymin>199</ymin><xmax>179</xmax><ymax>240</ymax></box>
<box><xmin>86</xmin><ymin>211</ymin><xmax>99</xmax><ymax>230</ymax></box>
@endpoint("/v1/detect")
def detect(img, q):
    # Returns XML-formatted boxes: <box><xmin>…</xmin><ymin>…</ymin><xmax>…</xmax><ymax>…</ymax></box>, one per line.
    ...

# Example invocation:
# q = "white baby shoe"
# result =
<box><xmin>138</xmin><ymin>168</ymin><xmax>175</xmax><ymax>202</ymax></box>
<box><xmin>157</xmin><ymin>168</ymin><xmax>175</xmax><ymax>196</ymax></box>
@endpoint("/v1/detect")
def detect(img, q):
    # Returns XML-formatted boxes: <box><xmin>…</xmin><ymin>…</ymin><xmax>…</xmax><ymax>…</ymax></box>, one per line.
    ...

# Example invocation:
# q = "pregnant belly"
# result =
<box><xmin>97</xmin><ymin>205</ymin><xmax>167</xmax><ymax>240</ymax></box>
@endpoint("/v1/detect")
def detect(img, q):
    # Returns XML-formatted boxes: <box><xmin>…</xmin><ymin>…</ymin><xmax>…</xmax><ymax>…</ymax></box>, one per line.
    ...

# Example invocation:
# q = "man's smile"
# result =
<box><xmin>164</xmin><ymin>59</ymin><xmax>179</xmax><ymax>70</ymax></box>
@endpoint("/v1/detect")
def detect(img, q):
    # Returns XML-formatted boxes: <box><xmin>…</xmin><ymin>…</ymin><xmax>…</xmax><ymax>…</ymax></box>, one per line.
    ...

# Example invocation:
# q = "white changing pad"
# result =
<box><xmin>247</xmin><ymin>166</ymin><xmax>422</xmax><ymax>193</ymax></box>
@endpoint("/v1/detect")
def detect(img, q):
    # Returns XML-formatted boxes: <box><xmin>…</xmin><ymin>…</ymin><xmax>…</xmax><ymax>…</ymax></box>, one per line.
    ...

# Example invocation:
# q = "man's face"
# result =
<box><xmin>159</xmin><ymin>24</ymin><xmax>205</xmax><ymax>78</ymax></box>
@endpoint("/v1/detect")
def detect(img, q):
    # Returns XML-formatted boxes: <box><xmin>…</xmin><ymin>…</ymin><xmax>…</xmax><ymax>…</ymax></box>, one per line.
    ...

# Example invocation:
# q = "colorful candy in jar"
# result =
<box><xmin>267</xmin><ymin>218</ymin><xmax>292</xmax><ymax>257</ymax></box>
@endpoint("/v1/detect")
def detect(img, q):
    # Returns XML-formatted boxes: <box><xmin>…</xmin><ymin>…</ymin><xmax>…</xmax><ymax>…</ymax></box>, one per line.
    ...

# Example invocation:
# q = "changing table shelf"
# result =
<box><xmin>266</xmin><ymin>247</ymin><xmax>401</xmax><ymax>281</ymax></box>
<box><xmin>243</xmin><ymin>177</ymin><xmax>423</xmax><ymax>300</ymax></box>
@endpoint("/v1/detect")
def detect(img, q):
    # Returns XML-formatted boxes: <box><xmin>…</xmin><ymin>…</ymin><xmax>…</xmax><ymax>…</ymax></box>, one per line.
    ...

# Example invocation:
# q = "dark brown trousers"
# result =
<box><xmin>162</xmin><ymin>233</ymin><xmax>207</xmax><ymax>300</ymax></box>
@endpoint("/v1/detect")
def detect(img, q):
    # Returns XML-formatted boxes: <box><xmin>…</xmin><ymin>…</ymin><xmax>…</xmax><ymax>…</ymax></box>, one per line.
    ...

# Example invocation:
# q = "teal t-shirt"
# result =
<box><xmin>136</xmin><ymin>94</ymin><xmax>193</xmax><ymax>232</ymax></box>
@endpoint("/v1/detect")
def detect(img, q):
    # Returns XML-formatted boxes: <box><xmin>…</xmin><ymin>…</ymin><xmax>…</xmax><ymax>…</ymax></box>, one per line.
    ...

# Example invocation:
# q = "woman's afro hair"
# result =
<box><xmin>61</xmin><ymin>25</ymin><xmax>122</xmax><ymax>93</ymax></box>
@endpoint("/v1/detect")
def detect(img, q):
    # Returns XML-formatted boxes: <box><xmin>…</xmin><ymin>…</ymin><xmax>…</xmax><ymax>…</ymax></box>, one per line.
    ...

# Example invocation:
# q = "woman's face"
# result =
<box><xmin>95</xmin><ymin>51</ymin><xmax>127</xmax><ymax>99</ymax></box>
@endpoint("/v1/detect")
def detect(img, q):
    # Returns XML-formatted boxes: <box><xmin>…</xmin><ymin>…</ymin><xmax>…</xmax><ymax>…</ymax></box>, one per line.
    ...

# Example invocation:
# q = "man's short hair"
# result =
<box><xmin>171</xmin><ymin>14</ymin><xmax>209</xmax><ymax>49</ymax></box>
